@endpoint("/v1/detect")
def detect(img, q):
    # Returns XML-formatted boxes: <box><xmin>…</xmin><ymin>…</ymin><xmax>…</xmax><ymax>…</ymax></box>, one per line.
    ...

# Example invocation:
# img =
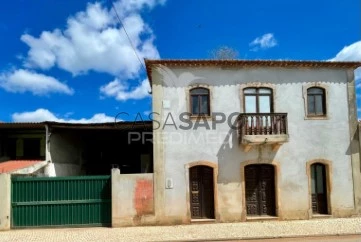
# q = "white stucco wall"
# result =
<box><xmin>0</xmin><ymin>173</ymin><xmax>11</xmax><ymax>230</ymax></box>
<box><xmin>152</xmin><ymin>66</ymin><xmax>356</xmax><ymax>222</ymax></box>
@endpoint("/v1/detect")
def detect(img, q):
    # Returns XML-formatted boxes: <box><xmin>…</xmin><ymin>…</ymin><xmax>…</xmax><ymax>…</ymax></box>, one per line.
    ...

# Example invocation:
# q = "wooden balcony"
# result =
<box><xmin>237</xmin><ymin>113</ymin><xmax>289</xmax><ymax>152</ymax></box>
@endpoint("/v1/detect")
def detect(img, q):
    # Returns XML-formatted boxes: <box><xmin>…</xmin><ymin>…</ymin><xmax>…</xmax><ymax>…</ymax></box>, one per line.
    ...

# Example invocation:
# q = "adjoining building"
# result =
<box><xmin>0</xmin><ymin>121</ymin><xmax>152</xmax><ymax>176</ymax></box>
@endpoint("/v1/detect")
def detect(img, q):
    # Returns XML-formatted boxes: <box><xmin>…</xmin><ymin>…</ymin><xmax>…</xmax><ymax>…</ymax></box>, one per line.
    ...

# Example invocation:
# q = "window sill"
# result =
<box><xmin>190</xmin><ymin>115</ymin><xmax>213</xmax><ymax>121</ymax></box>
<box><xmin>304</xmin><ymin>115</ymin><xmax>329</xmax><ymax>120</ymax></box>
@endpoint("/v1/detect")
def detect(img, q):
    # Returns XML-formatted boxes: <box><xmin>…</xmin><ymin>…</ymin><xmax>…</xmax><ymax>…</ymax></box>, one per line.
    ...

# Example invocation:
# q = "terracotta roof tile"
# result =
<box><xmin>0</xmin><ymin>160</ymin><xmax>43</xmax><ymax>173</ymax></box>
<box><xmin>145</xmin><ymin>59</ymin><xmax>361</xmax><ymax>85</ymax></box>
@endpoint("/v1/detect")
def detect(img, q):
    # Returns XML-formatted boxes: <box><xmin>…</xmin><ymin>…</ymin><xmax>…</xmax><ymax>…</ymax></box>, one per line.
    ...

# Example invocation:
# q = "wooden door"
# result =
<box><xmin>190</xmin><ymin>166</ymin><xmax>215</xmax><ymax>219</ymax></box>
<box><xmin>245</xmin><ymin>164</ymin><xmax>276</xmax><ymax>216</ymax></box>
<box><xmin>311</xmin><ymin>163</ymin><xmax>328</xmax><ymax>214</ymax></box>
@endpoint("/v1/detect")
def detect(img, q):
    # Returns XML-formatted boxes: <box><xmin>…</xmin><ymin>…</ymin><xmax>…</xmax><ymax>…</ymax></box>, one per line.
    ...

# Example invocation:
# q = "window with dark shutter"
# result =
<box><xmin>307</xmin><ymin>87</ymin><xmax>326</xmax><ymax>116</ymax></box>
<box><xmin>190</xmin><ymin>88</ymin><xmax>210</xmax><ymax>116</ymax></box>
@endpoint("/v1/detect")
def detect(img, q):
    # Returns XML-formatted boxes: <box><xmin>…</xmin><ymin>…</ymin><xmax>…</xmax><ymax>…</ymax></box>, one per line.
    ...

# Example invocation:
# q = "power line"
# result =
<box><xmin>108</xmin><ymin>0</ymin><xmax>147</xmax><ymax>73</ymax></box>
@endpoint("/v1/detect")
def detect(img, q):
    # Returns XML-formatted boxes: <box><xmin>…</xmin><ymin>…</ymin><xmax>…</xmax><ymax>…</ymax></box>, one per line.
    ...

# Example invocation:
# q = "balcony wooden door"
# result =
<box><xmin>189</xmin><ymin>166</ymin><xmax>215</xmax><ymax>219</ymax></box>
<box><xmin>244</xmin><ymin>88</ymin><xmax>273</xmax><ymax>130</ymax></box>
<box><xmin>245</xmin><ymin>164</ymin><xmax>276</xmax><ymax>216</ymax></box>
<box><xmin>311</xmin><ymin>163</ymin><xmax>328</xmax><ymax>214</ymax></box>
<box><xmin>244</xmin><ymin>88</ymin><xmax>273</xmax><ymax>113</ymax></box>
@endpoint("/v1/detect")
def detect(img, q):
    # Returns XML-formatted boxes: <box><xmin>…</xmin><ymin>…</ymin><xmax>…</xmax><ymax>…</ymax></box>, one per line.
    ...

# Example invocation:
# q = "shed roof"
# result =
<box><xmin>0</xmin><ymin>121</ymin><xmax>152</xmax><ymax>130</ymax></box>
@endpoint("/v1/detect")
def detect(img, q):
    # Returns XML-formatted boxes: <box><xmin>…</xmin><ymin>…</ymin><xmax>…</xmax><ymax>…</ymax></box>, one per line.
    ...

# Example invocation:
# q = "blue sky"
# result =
<box><xmin>0</xmin><ymin>0</ymin><xmax>360</xmax><ymax>122</ymax></box>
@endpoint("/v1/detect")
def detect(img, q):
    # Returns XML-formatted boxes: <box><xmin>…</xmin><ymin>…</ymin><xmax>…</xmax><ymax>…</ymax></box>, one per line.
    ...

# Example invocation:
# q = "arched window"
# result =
<box><xmin>243</xmin><ymin>87</ymin><xmax>273</xmax><ymax>113</ymax></box>
<box><xmin>190</xmin><ymin>88</ymin><xmax>210</xmax><ymax>116</ymax></box>
<box><xmin>307</xmin><ymin>87</ymin><xmax>326</xmax><ymax>116</ymax></box>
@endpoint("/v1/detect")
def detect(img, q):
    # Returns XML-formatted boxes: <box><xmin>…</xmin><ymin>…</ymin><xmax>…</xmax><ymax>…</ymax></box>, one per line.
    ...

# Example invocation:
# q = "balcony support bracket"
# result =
<box><xmin>272</xmin><ymin>143</ymin><xmax>282</xmax><ymax>151</ymax></box>
<box><xmin>243</xmin><ymin>144</ymin><xmax>253</xmax><ymax>152</ymax></box>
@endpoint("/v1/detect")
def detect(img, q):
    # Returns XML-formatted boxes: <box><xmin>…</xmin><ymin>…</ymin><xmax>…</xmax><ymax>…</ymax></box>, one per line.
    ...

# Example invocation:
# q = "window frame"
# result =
<box><xmin>303</xmin><ymin>83</ymin><xmax>329</xmax><ymax>120</ymax></box>
<box><xmin>243</xmin><ymin>87</ymin><xmax>274</xmax><ymax>113</ymax></box>
<box><xmin>306</xmin><ymin>159</ymin><xmax>332</xmax><ymax>217</ymax></box>
<box><xmin>307</xmin><ymin>87</ymin><xmax>326</xmax><ymax>117</ymax></box>
<box><xmin>189</xmin><ymin>87</ymin><xmax>211</xmax><ymax>116</ymax></box>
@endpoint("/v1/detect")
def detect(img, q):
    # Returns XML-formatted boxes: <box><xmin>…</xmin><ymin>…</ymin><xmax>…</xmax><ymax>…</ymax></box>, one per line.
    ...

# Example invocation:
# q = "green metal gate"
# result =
<box><xmin>11</xmin><ymin>175</ymin><xmax>111</xmax><ymax>228</ymax></box>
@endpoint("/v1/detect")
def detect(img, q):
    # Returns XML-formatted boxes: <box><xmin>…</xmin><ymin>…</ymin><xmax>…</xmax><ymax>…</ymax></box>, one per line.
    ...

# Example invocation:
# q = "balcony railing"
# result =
<box><xmin>238</xmin><ymin>113</ymin><xmax>288</xmax><ymax>145</ymax></box>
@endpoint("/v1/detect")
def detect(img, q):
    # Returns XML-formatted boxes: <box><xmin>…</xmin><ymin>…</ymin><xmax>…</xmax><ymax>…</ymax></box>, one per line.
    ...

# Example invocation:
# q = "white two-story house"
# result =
<box><xmin>145</xmin><ymin>59</ymin><xmax>361</xmax><ymax>224</ymax></box>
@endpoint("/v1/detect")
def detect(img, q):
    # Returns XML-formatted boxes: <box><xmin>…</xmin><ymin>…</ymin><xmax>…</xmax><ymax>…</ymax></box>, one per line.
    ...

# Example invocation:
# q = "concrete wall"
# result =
<box><xmin>151</xmin><ymin>66</ymin><xmax>358</xmax><ymax>223</ymax></box>
<box><xmin>0</xmin><ymin>174</ymin><xmax>11</xmax><ymax>230</ymax></box>
<box><xmin>355</xmin><ymin>123</ymin><xmax>361</xmax><ymax>214</ymax></box>
<box><xmin>111</xmin><ymin>169</ymin><xmax>155</xmax><ymax>226</ymax></box>
<box><xmin>48</xmin><ymin>131</ymin><xmax>85</xmax><ymax>176</ymax></box>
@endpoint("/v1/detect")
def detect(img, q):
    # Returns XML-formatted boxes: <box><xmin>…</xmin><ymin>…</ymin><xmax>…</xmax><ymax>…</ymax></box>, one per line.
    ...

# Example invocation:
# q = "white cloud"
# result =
<box><xmin>143</xmin><ymin>110</ymin><xmax>151</xmax><ymax>116</ymax></box>
<box><xmin>114</xmin><ymin>0</ymin><xmax>166</xmax><ymax>16</ymax></box>
<box><xmin>329</xmin><ymin>41</ymin><xmax>361</xmax><ymax>62</ymax></box>
<box><xmin>250</xmin><ymin>33</ymin><xmax>277</xmax><ymax>51</ymax></box>
<box><xmin>329</xmin><ymin>41</ymin><xmax>361</xmax><ymax>80</ymax></box>
<box><xmin>21</xmin><ymin>1</ymin><xmax>162</xmax><ymax>79</ymax></box>
<box><xmin>12</xmin><ymin>108</ymin><xmax>114</xmax><ymax>123</ymax></box>
<box><xmin>0</xmin><ymin>69</ymin><xmax>73</xmax><ymax>95</ymax></box>
<box><xmin>100</xmin><ymin>78</ymin><xmax>150</xmax><ymax>101</ymax></box>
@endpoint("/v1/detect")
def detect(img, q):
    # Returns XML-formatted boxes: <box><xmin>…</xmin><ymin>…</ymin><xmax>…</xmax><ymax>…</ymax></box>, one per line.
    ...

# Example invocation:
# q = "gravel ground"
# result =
<box><xmin>0</xmin><ymin>218</ymin><xmax>360</xmax><ymax>242</ymax></box>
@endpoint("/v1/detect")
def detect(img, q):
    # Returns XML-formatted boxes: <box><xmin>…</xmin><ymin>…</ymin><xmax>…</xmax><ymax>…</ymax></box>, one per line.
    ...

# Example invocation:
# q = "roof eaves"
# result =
<box><xmin>145</xmin><ymin>59</ymin><xmax>361</xmax><ymax>86</ymax></box>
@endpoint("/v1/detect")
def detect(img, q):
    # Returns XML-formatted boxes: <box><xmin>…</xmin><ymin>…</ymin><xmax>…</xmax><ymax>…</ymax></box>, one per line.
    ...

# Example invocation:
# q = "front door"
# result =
<box><xmin>189</xmin><ymin>166</ymin><xmax>215</xmax><ymax>219</ymax></box>
<box><xmin>311</xmin><ymin>163</ymin><xmax>328</xmax><ymax>214</ymax></box>
<box><xmin>245</xmin><ymin>164</ymin><xmax>276</xmax><ymax>216</ymax></box>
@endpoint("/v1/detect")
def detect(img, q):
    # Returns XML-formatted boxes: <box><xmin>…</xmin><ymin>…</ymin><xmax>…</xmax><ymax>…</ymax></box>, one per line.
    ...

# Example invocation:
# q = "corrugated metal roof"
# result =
<box><xmin>0</xmin><ymin>160</ymin><xmax>43</xmax><ymax>173</ymax></box>
<box><xmin>0</xmin><ymin>122</ymin><xmax>46</xmax><ymax>129</ymax></box>
<box><xmin>0</xmin><ymin>121</ymin><xmax>152</xmax><ymax>130</ymax></box>
<box><xmin>46</xmin><ymin>121</ymin><xmax>152</xmax><ymax>130</ymax></box>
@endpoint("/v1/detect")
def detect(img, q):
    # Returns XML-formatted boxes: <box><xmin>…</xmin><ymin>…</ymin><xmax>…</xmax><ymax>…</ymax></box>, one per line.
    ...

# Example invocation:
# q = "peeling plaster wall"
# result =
<box><xmin>111</xmin><ymin>169</ymin><xmax>154</xmax><ymax>227</ymax></box>
<box><xmin>152</xmin><ymin>67</ymin><xmax>356</xmax><ymax>223</ymax></box>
